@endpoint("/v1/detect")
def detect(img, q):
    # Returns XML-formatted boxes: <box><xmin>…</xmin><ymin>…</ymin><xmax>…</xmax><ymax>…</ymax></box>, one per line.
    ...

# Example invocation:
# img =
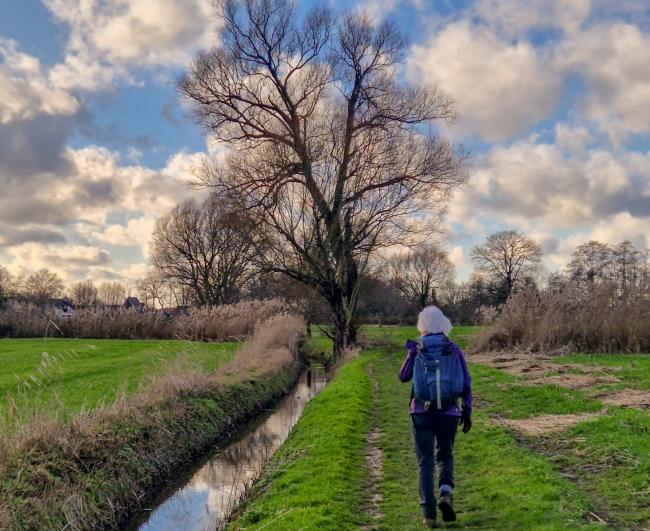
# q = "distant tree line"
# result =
<box><xmin>1</xmin><ymin>233</ymin><xmax>648</xmax><ymax>331</ymax></box>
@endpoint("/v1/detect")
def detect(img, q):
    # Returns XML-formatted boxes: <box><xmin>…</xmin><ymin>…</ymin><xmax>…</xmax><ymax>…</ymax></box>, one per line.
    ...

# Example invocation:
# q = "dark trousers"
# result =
<box><xmin>411</xmin><ymin>413</ymin><xmax>458</xmax><ymax>519</ymax></box>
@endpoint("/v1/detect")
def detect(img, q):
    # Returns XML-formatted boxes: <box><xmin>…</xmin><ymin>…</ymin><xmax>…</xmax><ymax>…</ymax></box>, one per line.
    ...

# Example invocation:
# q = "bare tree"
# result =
<box><xmin>613</xmin><ymin>240</ymin><xmax>643</xmax><ymax>291</ymax></box>
<box><xmin>24</xmin><ymin>269</ymin><xmax>64</xmax><ymax>302</ymax></box>
<box><xmin>98</xmin><ymin>281</ymin><xmax>127</xmax><ymax>306</ymax></box>
<box><xmin>179</xmin><ymin>0</ymin><xmax>465</xmax><ymax>352</ymax></box>
<box><xmin>150</xmin><ymin>193</ymin><xmax>261</xmax><ymax>306</ymax></box>
<box><xmin>0</xmin><ymin>266</ymin><xmax>11</xmax><ymax>303</ymax></box>
<box><xmin>385</xmin><ymin>245</ymin><xmax>455</xmax><ymax>309</ymax></box>
<box><xmin>136</xmin><ymin>271</ymin><xmax>168</xmax><ymax>310</ymax></box>
<box><xmin>69</xmin><ymin>280</ymin><xmax>99</xmax><ymax>307</ymax></box>
<box><xmin>471</xmin><ymin>230</ymin><xmax>542</xmax><ymax>302</ymax></box>
<box><xmin>566</xmin><ymin>240</ymin><xmax>648</xmax><ymax>295</ymax></box>
<box><xmin>566</xmin><ymin>240</ymin><xmax>613</xmax><ymax>286</ymax></box>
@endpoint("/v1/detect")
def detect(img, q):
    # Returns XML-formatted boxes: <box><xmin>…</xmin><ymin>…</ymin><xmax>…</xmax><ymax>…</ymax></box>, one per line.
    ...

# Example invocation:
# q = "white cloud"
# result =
<box><xmin>407</xmin><ymin>22</ymin><xmax>562</xmax><ymax>142</ymax></box>
<box><xmin>94</xmin><ymin>217</ymin><xmax>156</xmax><ymax>248</ymax></box>
<box><xmin>42</xmin><ymin>0</ymin><xmax>220</xmax><ymax>92</ymax></box>
<box><xmin>556</xmin><ymin>23</ymin><xmax>650</xmax><ymax>140</ymax></box>
<box><xmin>454</xmin><ymin>136</ymin><xmax>650</xmax><ymax>230</ymax></box>
<box><xmin>0</xmin><ymin>145</ymin><xmax>205</xmax><ymax>283</ymax></box>
<box><xmin>475</xmin><ymin>0</ymin><xmax>592</xmax><ymax>37</ymax></box>
<box><xmin>448</xmin><ymin>245</ymin><xmax>467</xmax><ymax>270</ymax></box>
<box><xmin>354</xmin><ymin>0</ymin><xmax>428</xmax><ymax>24</ymax></box>
<box><xmin>7</xmin><ymin>243</ymin><xmax>112</xmax><ymax>280</ymax></box>
<box><xmin>0</xmin><ymin>38</ymin><xmax>79</xmax><ymax>123</ymax></box>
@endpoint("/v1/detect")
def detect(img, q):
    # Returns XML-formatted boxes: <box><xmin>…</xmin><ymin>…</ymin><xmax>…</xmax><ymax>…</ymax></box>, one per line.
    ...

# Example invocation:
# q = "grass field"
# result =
<box><xmin>234</xmin><ymin>325</ymin><xmax>650</xmax><ymax>529</ymax></box>
<box><xmin>0</xmin><ymin>338</ymin><xmax>236</xmax><ymax>418</ymax></box>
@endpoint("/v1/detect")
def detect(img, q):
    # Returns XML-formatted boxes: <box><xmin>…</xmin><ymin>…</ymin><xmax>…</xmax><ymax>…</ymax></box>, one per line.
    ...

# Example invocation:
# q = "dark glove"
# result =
<box><xmin>459</xmin><ymin>416</ymin><xmax>472</xmax><ymax>434</ymax></box>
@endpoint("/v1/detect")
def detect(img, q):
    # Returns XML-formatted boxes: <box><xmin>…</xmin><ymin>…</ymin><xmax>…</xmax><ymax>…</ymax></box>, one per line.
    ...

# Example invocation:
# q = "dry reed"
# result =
<box><xmin>0</xmin><ymin>299</ymin><xmax>295</xmax><ymax>340</ymax></box>
<box><xmin>473</xmin><ymin>286</ymin><xmax>650</xmax><ymax>354</ymax></box>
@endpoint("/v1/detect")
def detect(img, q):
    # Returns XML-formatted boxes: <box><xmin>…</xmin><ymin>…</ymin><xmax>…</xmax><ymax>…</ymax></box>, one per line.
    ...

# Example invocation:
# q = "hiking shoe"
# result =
<box><xmin>438</xmin><ymin>494</ymin><xmax>456</xmax><ymax>522</ymax></box>
<box><xmin>422</xmin><ymin>517</ymin><xmax>438</xmax><ymax>528</ymax></box>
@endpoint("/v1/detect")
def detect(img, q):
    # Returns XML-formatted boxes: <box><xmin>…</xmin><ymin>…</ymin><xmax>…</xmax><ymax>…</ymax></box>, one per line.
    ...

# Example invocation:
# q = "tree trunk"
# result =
<box><xmin>330</xmin><ymin>291</ymin><xmax>357</xmax><ymax>357</ymax></box>
<box><xmin>346</xmin><ymin>321</ymin><xmax>357</xmax><ymax>344</ymax></box>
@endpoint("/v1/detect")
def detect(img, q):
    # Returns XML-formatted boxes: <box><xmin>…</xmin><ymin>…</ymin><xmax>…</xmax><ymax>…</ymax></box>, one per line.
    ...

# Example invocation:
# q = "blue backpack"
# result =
<box><xmin>412</xmin><ymin>334</ymin><xmax>465</xmax><ymax>410</ymax></box>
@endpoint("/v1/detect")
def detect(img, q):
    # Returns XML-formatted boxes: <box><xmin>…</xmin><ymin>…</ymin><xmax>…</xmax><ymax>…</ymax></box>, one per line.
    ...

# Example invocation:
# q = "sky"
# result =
<box><xmin>0</xmin><ymin>0</ymin><xmax>649</xmax><ymax>286</ymax></box>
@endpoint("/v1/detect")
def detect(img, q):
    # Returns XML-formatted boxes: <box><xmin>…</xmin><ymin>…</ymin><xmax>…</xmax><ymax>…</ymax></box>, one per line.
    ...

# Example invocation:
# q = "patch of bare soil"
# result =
<box><xmin>527</xmin><ymin>373</ymin><xmax>621</xmax><ymax>389</ymax></box>
<box><xmin>470</xmin><ymin>352</ymin><xmax>622</xmax><ymax>389</ymax></box>
<box><xmin>493</xmin><ymin>413</ymin><xmax>603</xmax><ymax>437</ymax></box>
<box><xmin>600</xmin><ymin>389</ymin><xmax>650</xmax><ymax>409</ymax></box>
<box><xmin>362</xmin><ymin>366</ymin><xmax>385</xmax><ymax>530</ymax></box>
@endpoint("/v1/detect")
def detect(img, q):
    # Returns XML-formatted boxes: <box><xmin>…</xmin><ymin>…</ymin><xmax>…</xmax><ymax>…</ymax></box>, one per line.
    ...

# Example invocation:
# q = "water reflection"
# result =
<box><xmin>136</xmin><ymin>369</ymin><xmax>327</xmax><ymax>531</ymax></box>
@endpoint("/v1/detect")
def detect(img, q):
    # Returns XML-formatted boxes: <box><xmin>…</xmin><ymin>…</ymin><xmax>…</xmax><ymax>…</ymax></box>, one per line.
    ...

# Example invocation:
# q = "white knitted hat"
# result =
<box><xmin>416</xmin><ymin>306</ymin><xmax>453</xmax><ymax>336</ymax></box>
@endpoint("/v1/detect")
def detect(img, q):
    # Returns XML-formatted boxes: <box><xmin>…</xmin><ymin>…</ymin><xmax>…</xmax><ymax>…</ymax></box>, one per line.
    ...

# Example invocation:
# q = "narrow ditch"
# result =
<box><xmin>125</xmin><ymin>368</ymin><xmax>327</xmax><ymax>531</ymax></box>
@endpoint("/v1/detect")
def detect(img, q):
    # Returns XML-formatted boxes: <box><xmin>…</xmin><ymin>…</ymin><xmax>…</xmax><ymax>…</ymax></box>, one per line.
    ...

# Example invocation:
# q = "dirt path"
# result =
<box><xmin>362</xmin><ymin>364</ymin><xmax>385</xmax><ymax>530</ymax></box>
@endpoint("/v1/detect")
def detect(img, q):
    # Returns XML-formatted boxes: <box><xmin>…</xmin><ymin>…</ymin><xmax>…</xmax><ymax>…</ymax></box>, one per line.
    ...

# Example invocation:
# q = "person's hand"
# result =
<box><xmin>459</xmin><ymin>416</ymin><xmax>472</xmax><ymax>434</ymax></box>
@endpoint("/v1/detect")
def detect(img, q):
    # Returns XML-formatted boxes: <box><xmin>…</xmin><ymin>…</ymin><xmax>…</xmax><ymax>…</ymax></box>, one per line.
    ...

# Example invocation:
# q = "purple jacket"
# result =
<box><xmin>399</xmin><ymin>335</ymin><xmax>473</xmax><ymax>417</ymax></box>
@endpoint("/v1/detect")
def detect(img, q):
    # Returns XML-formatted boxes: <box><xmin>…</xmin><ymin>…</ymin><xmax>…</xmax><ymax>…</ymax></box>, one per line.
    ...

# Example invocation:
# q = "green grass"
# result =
<box><xmin>0</xmin><ymin>338</ymin><xmax>236</xmax><ymax>417</ymax></box>
<box><xmin>469</xmin><ymin>363</ymin><xmax>604</xmax><ymax>419</ymax></box>
<box><xmin>556</xmin><ymin>352</ymin><xmax>650</xmax><ymax>391</ymax></box>
<box><xmin>544</xmin><ymin>408</ymin><xmax>650</xmax><ymax>528</ymax></box>
<box><xmin>469</xmin><ymin>351</ymin><xmax>650</xmax><ymax>528</ymax></box>
<box><xmin>231</xmin><ymin>353</ymin><xmax>375</xmax><ymax>530</ymax></box>
<box><xmin>372</xmin><ymin>329</ymin><xmax>599</xmax><ymax>530</ymax></box>
<box><xmin>235</xmin><ymin>326</ymin><xmax>604</xmax><ymax>530</ymax></box>
<box><xmin>2</xmin><ymin>360</ymin><xmax>302</xmax><ymax>531</ymax></box>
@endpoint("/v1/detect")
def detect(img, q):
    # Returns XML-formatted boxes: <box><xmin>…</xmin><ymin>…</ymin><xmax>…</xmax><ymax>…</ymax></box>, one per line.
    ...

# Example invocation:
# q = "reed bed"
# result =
<box><xmin>0</xmin><ymin>298</ymin><xmax>294</xmax><ymax>340</ymax></box>
<box><xmin>473</xmin><ymin>286</ymin><xmax>650</xmax><ymax>354</ymax></box>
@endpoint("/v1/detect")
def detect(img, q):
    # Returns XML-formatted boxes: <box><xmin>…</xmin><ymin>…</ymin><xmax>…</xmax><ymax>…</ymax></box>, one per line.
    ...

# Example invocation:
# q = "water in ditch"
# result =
<box><xmin>132</xmin><ymin>368</ymin><xmax>327</xmax><ymax>531</ymax></box>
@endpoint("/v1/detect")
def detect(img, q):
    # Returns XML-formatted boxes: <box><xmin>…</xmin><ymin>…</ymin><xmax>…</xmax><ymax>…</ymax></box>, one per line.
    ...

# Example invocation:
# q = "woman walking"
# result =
<box><xmin>399</xmin><ymin>306</ymin><xmax>473</xmax><ymax>528</ymax></box>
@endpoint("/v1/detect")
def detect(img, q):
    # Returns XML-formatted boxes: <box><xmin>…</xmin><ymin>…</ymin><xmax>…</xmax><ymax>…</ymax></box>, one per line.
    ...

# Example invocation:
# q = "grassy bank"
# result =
<box><xmin>0</xmin><ymin>315</ymin><xmax>305</xmax><ymax>530</ymax></box>
<box><xmin>231</xmin><ymin>353</ymin><xmax>375</xmax><ymax>529</ymax></box>
<box><xmin>0</xmin><ymin>361</ymin><xmax>302</xmax><ymax>530</ymax></box>
<box><xmin>0</xmin><ymin>338</ymin><xmax>236</xmax><ymax>417</ymax></box>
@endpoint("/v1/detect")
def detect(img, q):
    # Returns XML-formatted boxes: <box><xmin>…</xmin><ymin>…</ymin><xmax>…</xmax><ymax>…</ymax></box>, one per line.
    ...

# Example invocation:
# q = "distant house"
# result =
<box><xmin>46</xmin><ymin>298</ymin><xmax>76</xmax><ymax>317</ymax></box>
<box><xmin>123</xmin><ymin>297</ymin><xmax>145</xmax><ymax>313</ymax></box>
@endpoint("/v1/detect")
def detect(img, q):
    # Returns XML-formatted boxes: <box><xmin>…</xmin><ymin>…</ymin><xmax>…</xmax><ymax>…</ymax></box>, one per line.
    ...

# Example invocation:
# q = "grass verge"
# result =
<box><xmin>230</xmin><ymin>352</ymin><xmax>375</xmax><ymax>530</ymax></box>
<box><xmin>0</xmin><ymin>362</ymin><xmax>302</xmax><ymax>531</ymax></box>
<box><xmin>470</xmin><ymin>363</ymin><xmax>604</xmax><ymax>419</ymax></box>
<box><xmin>471</xmin><ymin>350</ymin><xmax>650</xmax><ymax>528</ymax></box>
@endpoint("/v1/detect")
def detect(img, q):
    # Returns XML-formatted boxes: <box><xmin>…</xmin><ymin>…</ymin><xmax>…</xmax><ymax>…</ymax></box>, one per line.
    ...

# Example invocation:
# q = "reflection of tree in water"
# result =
<box><xmin>139</xmin><ymin>370</ymin><xmax>327</xmax><ymax>531</ymax></box>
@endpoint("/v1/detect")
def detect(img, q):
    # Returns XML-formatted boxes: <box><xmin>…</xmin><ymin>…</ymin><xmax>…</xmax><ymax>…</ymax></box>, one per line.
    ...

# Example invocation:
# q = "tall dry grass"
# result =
<box><xmin>0</xmin><ymin>312</ymin><xmax>305</xmax><ymax>530</ymax></box>
<box><xmin>473</xmin><ymin>286</ymin><xmax>650</xmax><ymax>354</ymax></box>
<box><xmin>0</xmin><ymin>299</ymin><xmax>295</xmax><ymax>340</ymax></box>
